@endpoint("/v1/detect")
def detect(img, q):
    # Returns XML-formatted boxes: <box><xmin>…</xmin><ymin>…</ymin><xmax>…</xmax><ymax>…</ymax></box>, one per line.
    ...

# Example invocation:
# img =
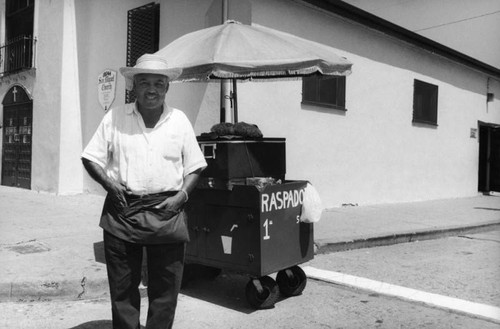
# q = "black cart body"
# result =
<box><xmin>186</xmin><ymin>181</ymin><xmax>314</xmax><ymax>277</ymax></box>
<box><xmin>184</xmin><ymin>138</ymin><xmax>314</xmax><ymax>308</ymax></box>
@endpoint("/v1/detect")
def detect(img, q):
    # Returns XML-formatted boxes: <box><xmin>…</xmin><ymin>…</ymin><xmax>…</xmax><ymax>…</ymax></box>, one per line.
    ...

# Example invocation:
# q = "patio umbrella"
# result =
<box><xmin>155</xmin><ymin>20</ymin><xmax>353</xmax><ymax>120</ymax></box>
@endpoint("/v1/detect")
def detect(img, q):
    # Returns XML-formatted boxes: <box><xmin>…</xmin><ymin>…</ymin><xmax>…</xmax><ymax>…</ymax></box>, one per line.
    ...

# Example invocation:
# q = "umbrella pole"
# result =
<box><xmin>221</xmin><ymin>80</ymin><xmax>232</xmax><ymax>123</ymax></box>
<box><xmin>219</xmin><ymin>0</ymin><xmax>232</xmax><ymax>123</ymax></box>
<box><xmin>232</xmin><ymin>78</ymin><xmax>238</xmax><ymax>123</ymax></box>
<box><xmin>220</xmin><ymin>81</ymin><xmax>226</xmax><ymax>123</ymax></box>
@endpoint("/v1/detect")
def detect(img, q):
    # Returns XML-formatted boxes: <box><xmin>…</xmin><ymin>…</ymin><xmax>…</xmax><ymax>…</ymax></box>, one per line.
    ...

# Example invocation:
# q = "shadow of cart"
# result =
<box><xmin>181</xmin><ymin>264</ymin><xmax>292</xmax><ymax>314</ymax></box>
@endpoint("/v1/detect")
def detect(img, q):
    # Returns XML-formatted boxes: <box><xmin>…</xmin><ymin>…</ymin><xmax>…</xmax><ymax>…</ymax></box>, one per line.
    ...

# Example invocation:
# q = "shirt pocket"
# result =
<box><xmin>160</xmin><ymin>136</ymin><xmax>183</xmax><ymax>161</ymax></box>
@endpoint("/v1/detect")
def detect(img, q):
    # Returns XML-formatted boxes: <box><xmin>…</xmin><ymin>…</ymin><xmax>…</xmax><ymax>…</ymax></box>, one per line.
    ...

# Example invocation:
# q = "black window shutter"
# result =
<box><xmin>125</xmin><ymin>2</ymin><xmax>160</xmax><ymax>103</ymax></box>
<box><xmin>302</xmin><ymin>75</ymin><xmax>346</xmax><ymax>110</ymax></box>
<box><xmin>413</xmin><ymin>79</ymin><xmax>438</xmax><ymax>125</ymax></box>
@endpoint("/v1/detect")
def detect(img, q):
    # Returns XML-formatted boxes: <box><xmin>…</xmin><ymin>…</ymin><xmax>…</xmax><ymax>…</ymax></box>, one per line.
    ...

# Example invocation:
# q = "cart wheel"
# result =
<box><xmin>245</xmin><ymin>276</ymin><xmax>279</xmax><ymax>309</ymax></box>
<box><xmin>276</xmin><ymin>265</ymin><xmax>307</xmax><ymax>297</ymax></box>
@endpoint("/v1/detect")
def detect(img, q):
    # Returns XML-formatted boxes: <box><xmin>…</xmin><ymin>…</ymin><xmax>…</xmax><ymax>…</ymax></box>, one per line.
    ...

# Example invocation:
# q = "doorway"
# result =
<box><xmin>478</xmin><ymin>122</ymin><xmax>500</xmax><ymax>193</ymax></box>
<box><xmin>1</xmin><ymin>85</ymin><xmax>32</xmax><ymax>189</ymax></box>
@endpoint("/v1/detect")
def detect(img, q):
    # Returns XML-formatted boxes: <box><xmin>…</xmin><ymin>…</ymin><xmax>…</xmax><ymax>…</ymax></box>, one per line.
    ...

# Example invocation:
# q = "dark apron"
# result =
<box><xmin>99</xmin><ymin>191</ymin><xmax>189</xmax><ymax>244</ymax></box>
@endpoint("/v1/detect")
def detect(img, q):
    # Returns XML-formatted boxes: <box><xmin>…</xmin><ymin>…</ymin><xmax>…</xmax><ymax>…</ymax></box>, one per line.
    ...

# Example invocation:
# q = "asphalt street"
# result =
<box><xmin>2</xmin><ymin>230</ymin><xmax>499</xmax><ymax>328</ymax></box>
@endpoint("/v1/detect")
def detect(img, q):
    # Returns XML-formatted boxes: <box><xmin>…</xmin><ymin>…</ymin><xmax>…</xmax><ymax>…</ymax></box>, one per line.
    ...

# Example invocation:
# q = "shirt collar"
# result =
<box><xmin>125</xmin><ymin>101</ymin><xmax>173</xmax><ymax>124</ymax></box>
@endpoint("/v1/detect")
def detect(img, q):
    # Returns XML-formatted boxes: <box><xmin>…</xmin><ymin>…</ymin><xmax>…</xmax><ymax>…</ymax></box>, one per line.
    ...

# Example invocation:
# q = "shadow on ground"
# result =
<box><xmin>180</xmin><ymin>264</ymin><xmax>289</xmax><ymax>314</ymax></box>
<box><xmin>69</xmin><ymin>320</ymin><xmax>144</xmax><ymax>329</ymax></box>
<box><xmin>91</xmin><ymin>248</ymin><xmax>289</xmax><ymax>314</ymax></box>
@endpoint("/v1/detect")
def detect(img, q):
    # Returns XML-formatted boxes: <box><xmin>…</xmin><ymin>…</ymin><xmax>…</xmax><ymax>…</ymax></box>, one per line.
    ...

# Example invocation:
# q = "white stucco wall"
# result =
<box><xmin>77</xmin><ymin>0</ymin><xmax>252</xmax><ymax>194</ymax></box>
<box><xmin>236</xmin><ymin>0</ymin><xmax>500</xmax><ymax>206</ymax></box>
<box><xmin>14</xmin><ymin>0</ymin><xmax>497</xmax><ymax>204</ymax></box>
<box><xmin>30</xmin><ymin>0</ymin><xmax>66</xmax><ymax>193</ymax></box>
<box><xmin>159</xmin><ymin>0</ymin><xmax>220</xmax><ymax>135</ymax></box>
<box><xmin>0</xmin><ymin>0</ymin><xmax>86</xmax><ymax>194</ymax></box>
<box><xmin>21</xmin><ymin>0</ymin><xmax>83</xmax><ymax>194</ymax></box>
<box><xmin>58</xmin><ymin>0</ymin><xmax>83</xmax><ymax>194</ymax></box>
<box><xmin>76</xmin><ymin>0</ymin><xmax>142</xmax><ymax>194</ymax></box>
<box><xmin>159</xmin><ymin>0</ymin><xmax>252</xmax><ymax>135</ymax></box>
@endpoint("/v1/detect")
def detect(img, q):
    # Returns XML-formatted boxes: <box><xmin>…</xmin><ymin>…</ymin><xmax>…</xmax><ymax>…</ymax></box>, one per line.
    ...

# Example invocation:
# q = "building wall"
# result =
<box><xmin>158</xmin><ymin>0</ymin><xmax>252</xmax><ymax>135</ymax></box>
<box><xmin>1</xmin><ymin>0</ymin><xmax>498</xmax><ymax>206</ymax></box>
<box><xmin>235</xmin><ymin>0</ymin><xmax>500</xmax><ymax>206</ymax></box>
<box><xmin>77</xmin><ymin>0</ymin><xmax>252</xmax><ymax>194</ymax></box>
<box><xmin>32</xmin><ymin>1</ymin><xmax>66</xmax><ymax>193</ymax></box>
<box><xmin>76</xmin><ymin>0</ymin><xmax>147</xmax><ymax>194</ymax></box>
<box><xmin>158</xmin><ymin>0</ymin><xmax>221</xmax><ymax>136</ymax></box>
<box><xmin>0</xmin><ymin>0</ymin><xmax>65</xmax><ymax>193</ymax></box>
<box><xmin>0</xmin><ymin>0</ymin><xmax>85</xmax><ymax>194</ymax></box>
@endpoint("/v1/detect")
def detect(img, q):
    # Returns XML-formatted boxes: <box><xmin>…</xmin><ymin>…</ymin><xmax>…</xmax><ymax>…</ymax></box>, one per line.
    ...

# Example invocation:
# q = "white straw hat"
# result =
<box><xmin>119</xmin><ymin>54</ymin><xmax>182</xmax><ymax>90</ymax></box>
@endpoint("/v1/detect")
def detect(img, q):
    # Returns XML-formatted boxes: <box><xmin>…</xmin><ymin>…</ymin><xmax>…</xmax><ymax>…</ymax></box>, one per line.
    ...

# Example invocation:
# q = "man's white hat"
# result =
<box><xmin>119</xmin><ymin>54</ymin><xmax>182</xmax><ymax>90</ymax></box>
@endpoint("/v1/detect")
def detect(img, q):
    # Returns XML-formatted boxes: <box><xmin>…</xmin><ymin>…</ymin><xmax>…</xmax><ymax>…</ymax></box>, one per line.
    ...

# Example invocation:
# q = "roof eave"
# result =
<box><xmin>302</xmin><ymin>0</ymin><xmax>500</xmax><ymax>79</ymax></box>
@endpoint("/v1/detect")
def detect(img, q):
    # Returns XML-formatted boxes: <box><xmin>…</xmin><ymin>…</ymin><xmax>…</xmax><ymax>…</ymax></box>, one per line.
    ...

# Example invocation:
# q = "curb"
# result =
<box><xmin>314</xmin><ymin>221</ymin><xmax>500</xmax><ymax>254</ymax></box>
<box><xmin>304</xmin><ymin>266</ymin><xmax>500</xmax><ymax>324</ymax></box>
<box><xmin>2</xmin><ymin>221</ymin><xmax>499</xmax><ymax>301</ymax></box>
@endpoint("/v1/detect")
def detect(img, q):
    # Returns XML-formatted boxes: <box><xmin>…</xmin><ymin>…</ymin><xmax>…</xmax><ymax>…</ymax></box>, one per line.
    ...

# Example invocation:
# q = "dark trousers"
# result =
<box><xmin>103</xmin><ymin>231</ymin><xmax>185</xmax><ymax>329</ymax></box>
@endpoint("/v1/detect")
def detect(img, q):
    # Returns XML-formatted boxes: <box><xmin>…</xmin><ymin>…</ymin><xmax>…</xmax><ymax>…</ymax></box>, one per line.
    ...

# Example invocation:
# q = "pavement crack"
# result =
<box><xmin>0</xmin><ymin>239</ymin><xmax>37</xmax><ymax>247</ymax></box>
<box><xmin>77</xmin><ymin>277</ymin><xmax>87</xmax><ymax>299</ymax></box>
<box><xmin>41</xmin><ymin>281</ymin><xmax>59</xmax><ymax>289</ymax></box>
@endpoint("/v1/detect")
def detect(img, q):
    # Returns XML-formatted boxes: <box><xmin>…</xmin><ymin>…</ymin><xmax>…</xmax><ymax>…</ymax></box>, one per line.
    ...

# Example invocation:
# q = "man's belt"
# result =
<box><xmin>125</xmin><ymin>191</ymin><xmax>178</xmax><ymax>200</ymax></box>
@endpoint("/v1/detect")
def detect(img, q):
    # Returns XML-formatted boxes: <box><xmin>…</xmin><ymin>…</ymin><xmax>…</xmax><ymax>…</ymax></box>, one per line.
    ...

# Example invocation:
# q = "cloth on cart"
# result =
<box><xmin>300</xmin><ymin>183</ymin><xmax>323</xmax><ymax>223</ymax></box>
<box><xmin>206</xmin><ymin>121</ymin><xmax>263</xmax><ymax>139</ymax></box>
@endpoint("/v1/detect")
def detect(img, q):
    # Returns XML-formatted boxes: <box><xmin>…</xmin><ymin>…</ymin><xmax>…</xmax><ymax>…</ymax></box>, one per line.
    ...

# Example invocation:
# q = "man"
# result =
<box><xmin>82</xmin><ymin>54</ymin><xmax>207</xmax><ymax>329</ymax></box>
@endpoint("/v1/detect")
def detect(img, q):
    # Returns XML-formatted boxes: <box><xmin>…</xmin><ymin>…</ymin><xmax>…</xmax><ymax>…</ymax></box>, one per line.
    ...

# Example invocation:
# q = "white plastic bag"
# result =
<box><xmin>300</xmin><ymin>183</ymin><xmax>323</xmax><ymax>223</ymax></box>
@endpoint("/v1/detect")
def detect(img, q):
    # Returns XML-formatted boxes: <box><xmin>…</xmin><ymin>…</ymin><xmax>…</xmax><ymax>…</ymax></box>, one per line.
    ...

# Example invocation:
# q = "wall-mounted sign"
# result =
<box><xmin>470</xmin><ymin>128</ymin><xmax>477</xmax><ymax>139</ymax></box>
<box><xmin>97</xmin><ymin>69</ymin><xmax>117</xmax><ymax>111</ymax></box>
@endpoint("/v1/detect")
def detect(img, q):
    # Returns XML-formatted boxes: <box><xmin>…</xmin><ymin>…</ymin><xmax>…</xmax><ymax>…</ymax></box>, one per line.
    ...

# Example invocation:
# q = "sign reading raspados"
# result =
<box><xmin>261</xmin><ymin>188</ymin><xmax>305</xmax><ymax>213</ymax></box>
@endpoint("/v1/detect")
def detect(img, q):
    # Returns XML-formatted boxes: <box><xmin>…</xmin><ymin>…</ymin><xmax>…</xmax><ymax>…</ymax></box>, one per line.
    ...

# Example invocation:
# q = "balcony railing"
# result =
<box><xmin>0</xmin><ymin>36</ymin><xmax>37</xmax><ymax>75</ymax></box>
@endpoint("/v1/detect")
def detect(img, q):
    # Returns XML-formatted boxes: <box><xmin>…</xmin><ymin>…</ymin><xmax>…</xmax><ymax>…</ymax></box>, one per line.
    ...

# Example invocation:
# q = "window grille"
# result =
<box><xmin>0</xmin><ymin>36</ymin><xmax>36</xmax><ymax>75</ymax></box>
<box><xmin>2</xmin><ymin>0</ymin><xmax>35</xmax><ymax>75</ymax></box>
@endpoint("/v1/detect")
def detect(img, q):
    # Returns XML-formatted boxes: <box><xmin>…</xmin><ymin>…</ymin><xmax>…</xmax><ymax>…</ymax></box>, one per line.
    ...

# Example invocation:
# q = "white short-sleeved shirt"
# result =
<box><xmin>82</xmin><ymin>102</ymin><xmax>207</xmax><ymax>194</ymax></box>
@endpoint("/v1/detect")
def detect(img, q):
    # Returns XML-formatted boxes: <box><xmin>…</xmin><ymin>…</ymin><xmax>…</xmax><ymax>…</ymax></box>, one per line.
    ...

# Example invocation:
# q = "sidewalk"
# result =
<box><xmin>1</xmin><ymin>185</ymin><xmax>499</xmax><ymax>301</ymax></box>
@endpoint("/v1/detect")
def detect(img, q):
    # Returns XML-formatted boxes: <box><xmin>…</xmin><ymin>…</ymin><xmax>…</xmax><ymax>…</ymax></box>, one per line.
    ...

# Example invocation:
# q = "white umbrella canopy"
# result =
<box><xmin>156</xmin><ymin>20</ymin><xmax>352</xmax><ymax>82</ymax></box>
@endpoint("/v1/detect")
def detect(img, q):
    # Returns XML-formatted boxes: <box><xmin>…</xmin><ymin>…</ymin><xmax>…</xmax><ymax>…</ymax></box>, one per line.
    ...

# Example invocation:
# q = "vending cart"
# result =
<box><xmin>184</xmin><ymin>137</ymin><xmax>314</xmax><ymax>309</ymax></box>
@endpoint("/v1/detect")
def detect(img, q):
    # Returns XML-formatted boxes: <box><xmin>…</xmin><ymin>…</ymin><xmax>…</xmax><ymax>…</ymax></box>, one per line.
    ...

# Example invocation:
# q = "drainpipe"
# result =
<box><xmin>485</xmin><ymin>127</ymin><xmax>491</xmax><ymax>192</ymax></box>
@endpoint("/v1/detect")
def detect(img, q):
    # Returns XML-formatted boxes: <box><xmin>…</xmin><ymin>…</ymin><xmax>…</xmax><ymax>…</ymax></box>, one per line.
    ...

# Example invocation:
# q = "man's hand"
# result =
<box><xmin>154</xmin><ymin>192</ymin><xmax>187</xmax><ymax>212</ymax></box>
<box><xmin>82</xmin><ymin>158</ymin><xmax>131</xmax><ymax>208</ymax></box>
<box><xmin>154</xmin><ymin>168</ymin><xmax>203</xmax><ymax>212</ymax></box>
<box><xmin>105</xmin><ymin>181</ymin><xmax>132</xmax><ymax>209</ymax></box>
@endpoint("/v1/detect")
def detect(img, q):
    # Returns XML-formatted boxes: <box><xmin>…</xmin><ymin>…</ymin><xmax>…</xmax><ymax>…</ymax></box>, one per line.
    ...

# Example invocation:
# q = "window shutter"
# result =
<box><xmin>125</xmin><ymin>2</ymin><xmax>160</xmax><ymax>103</ymax></box>
<box><xmin>302</xmin><ymin>75</ymin><xmax>346</xmax><ymax>110</ymax></box>
<box><xmin>413</xmin><ymin>79</ymin><xmax>438</xmax><ymax>125</ymax></box>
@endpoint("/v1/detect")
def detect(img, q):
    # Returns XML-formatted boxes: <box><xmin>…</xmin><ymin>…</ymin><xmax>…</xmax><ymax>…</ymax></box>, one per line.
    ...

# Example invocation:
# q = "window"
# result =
<box><xmin>125</xmin><ymin>2</ymin><xmax>160</xmax><ymax>103</ymax></box>
<box><xmin>6</xmin><ymin>0</ymin><xmax>34</xmax><ymax>40</ymax></box>
<box><xmin>2</xmin><ymin>0</ymin><xmax>35</xmax><ymax>74</ymax></box>
<box><xmin>302</xmin><ymin>75</ymin><xmax>346</xmax><ymax>110</ymax></box>
<box><xmin>413</xmin><ymin>79</ymin><xmax>438</xmax><ymax>125</ymax></box>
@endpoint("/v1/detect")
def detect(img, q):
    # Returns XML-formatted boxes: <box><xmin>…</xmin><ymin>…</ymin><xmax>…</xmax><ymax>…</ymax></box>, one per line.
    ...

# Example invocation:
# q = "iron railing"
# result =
<box><xmin>0</xmin><ymin>36</ymin><xmax>36</xmax><ymax>75</ymax></box>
